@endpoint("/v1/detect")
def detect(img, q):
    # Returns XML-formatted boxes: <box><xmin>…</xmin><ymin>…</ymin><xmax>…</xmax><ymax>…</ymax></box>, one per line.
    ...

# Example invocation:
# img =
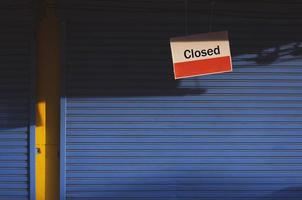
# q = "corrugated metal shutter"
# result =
<box><xmin>60</xmin><ymin>1</ymin><xmax>302</xmax><ymax>199</ymax></box>
<box><xmin>0</xmin><ymin>1</ymin><xmax>35</xmax><ymax>199</ymax></box>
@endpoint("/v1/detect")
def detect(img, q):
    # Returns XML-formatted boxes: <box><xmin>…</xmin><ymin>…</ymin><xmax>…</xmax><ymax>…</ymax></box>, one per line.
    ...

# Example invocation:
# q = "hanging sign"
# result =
<box><xmin>170</xmin><ymin>31</ymin><xmax>232</xmax><ymax>79</ymax></box>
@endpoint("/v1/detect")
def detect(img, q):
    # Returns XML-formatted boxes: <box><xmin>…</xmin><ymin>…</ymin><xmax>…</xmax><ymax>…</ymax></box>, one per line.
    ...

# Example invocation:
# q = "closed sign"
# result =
<box><xmin>170</xmin><ymin>31</ymin><xmax>232</xmax><ymax>79</ymax></box>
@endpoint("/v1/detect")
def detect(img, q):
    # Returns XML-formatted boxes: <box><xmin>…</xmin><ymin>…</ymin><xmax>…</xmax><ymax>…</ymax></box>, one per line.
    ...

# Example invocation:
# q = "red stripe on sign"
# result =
<box><xmin>174</xmin><ymin>56</ymin><xmax>232</xmax><ymax>79</ymax></box>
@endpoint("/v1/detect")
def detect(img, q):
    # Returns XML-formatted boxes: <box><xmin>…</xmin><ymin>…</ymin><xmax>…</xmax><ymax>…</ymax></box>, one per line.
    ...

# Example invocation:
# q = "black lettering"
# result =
<box><xmin>184</xmin><ymin>46</ymin><xmax>221</xmax><ymax>59</ymax></box>
<box><xmin>184</xmin><ymin>50</ymin><xmax>191</xmax><ymax>59</ymax></box>
<box><xmin>207</xmin><ymin>49</ymin><xmax>213</xmax><ymax>56</ymax></box>
<box><xmin>195</xmin><ymin>50</ymin><xmax>201</xmax><ymax>57</ymax></box>
<box><xmin>214</xmin><ymin>45</ymin><xmax>220</xmax><ymax>55</ymax></box>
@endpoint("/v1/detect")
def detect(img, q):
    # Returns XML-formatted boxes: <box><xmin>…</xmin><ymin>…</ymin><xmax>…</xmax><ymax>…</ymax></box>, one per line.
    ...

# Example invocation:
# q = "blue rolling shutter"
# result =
<box><xmin>0</xmin><ymin>1</ymin><xmax>35</xmax><ymax>199</ymax></box>
<box><xmin>60</xmin><ymin>1</ymin><xmax>302</xmax><ymax>200</ymax></box>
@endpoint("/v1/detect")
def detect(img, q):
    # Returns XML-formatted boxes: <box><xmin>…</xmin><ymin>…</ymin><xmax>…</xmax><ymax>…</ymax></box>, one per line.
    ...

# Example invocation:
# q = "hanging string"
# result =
<box><xmin>209</xmin><ymin>0</ymin><xmax>216</xmax><ymax>32</ymax></box>
<box><xmin>184</xmin><ymin>0</ymin><xmax>188</xmax><ymax>35</ymax></box>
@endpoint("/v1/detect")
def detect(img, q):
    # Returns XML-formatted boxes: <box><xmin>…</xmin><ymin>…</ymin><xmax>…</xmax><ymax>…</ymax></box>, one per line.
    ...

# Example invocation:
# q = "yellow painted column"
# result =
<box><xmin>36</xmin><ymin>0</ymin><xmax>60</xmax><ymax>199</ymax></box>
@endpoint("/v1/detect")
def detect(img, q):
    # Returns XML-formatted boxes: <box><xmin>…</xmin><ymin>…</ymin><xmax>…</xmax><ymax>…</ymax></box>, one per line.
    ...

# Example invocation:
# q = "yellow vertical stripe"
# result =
<box><xmin>36</xmin><ymin>0</ymin><xmax>60</xmax><ymax>199</ymax></box>
<box><xmin>36</xmin><ymin>102</ymin><xmax>46</xmax><ymax>200</ymax></box>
